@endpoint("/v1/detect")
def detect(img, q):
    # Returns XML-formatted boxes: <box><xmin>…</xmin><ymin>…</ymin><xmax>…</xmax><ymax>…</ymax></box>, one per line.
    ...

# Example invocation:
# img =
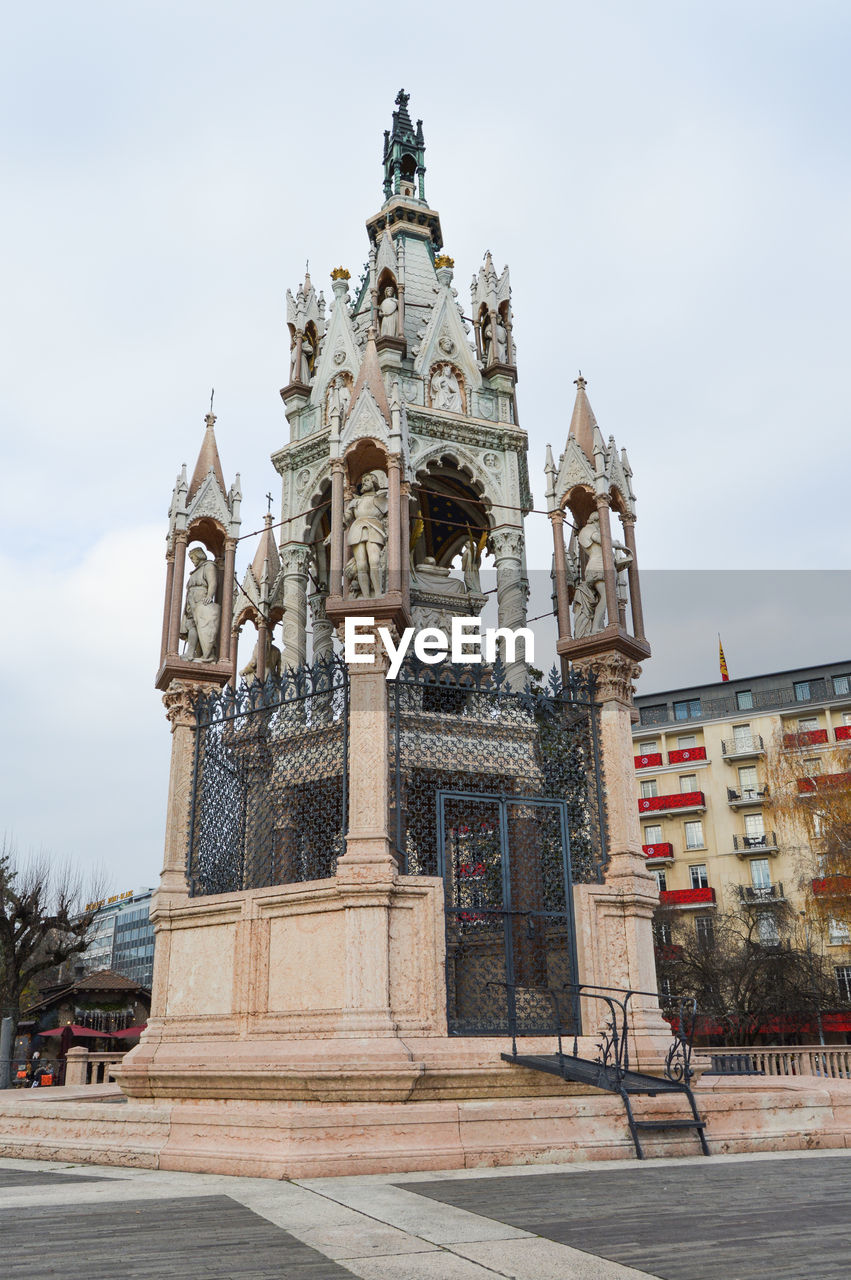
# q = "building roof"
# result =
<box><xmin>637</xmin><ymin>658</ymin><xmax>851</xmax><ymax>704</ymax></box>
<box><xmin>26</xmin><ymin>969</ymin><xmax>151</xmax><ymax>1015</ymax></box>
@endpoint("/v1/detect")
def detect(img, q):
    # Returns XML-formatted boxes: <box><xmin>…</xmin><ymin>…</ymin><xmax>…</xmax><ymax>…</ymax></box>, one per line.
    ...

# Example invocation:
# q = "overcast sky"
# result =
<box><xmin>1</xmin><ymin>3</ymin><xmax>849</xmax><ymax>889</ymax></box>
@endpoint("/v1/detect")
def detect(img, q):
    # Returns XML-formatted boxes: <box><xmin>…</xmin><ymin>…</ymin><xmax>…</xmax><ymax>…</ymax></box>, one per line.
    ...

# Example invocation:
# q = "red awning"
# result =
<box><xmin>36</xmin><ymin>1025</ymin><xmax>116</xmax><ymax>1039</ymax></box>
<box><xmin>111</xmin><ymin>1024</ymin><xmax>147</xmax><ymax>1038</ymax></box>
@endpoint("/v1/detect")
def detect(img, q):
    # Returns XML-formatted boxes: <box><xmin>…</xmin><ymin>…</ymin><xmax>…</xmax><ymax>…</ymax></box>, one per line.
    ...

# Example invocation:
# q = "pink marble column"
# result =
<box><xmin>387</xmin><ymin>456</ymin><xmax>401</xmax><ymax>596</ymax></box>
<box><xmin>549</xmin><ymin>509</ymin><xmax>571</xmax><ymax>642</ymax></box>
<box><xmin>218</xmin><ymin>537</ymin><xmax>237</xmax><ymax>662</ymax></box>
<box><xmin>621</xmin><ymin>516</ymin><xmax>646</xmax><ymax>641</ymax></box>
<box><xmin>166</xmin><ymin>532</ymin><xmax>187</xmax><ymax>656</ymax></box>
<box><xmin>160</xmin><ymin>552</ymin><xmax>175</xmax><ymax>667</ymax></box>
<box><xmin>595</xmin><ymin>496</ymin><xmax>619</xmax><ymax>631</ymax></box>
<box><xmin>329</xmin><ymin>459</ymin><xmax>345</xmax><ymax>597</ymax></box>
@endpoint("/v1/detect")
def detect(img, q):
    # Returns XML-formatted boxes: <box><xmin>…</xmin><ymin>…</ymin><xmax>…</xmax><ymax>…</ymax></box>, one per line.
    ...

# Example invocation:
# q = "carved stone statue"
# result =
<box><xmin>345</xmin><ymin>473</ymin><xmax>388</xmax><ymax>597</ymax></box>
<box><xmin>291</xmin><ymin>332</ymin><xmax>314</xmax><ymax>384</ymax></box>
<box><xmin>240</xmin><ymin>634</ymin><xmax>282</xmax><ymax>683</ymax></box>
<box><xmin>378</xmin><ymin>285</ymin><xmax>399</xmax><ymax>338</ymax></box>
<box><xmin>571</xmin><ymin>513</ymin><xmax>634</xmax><ymax>638</ymax></box>
<box><xmin>430</xmin><ymin>363</ymin><xmax>462</xmax><ymax>411</ymax></box>
<box><xmin>461</xmin><ymin>534</ymin><xmax>482</xmax><ymax>595</ymax></box>
<box><xmin>181</xmin><ymin>547</ymin><xmax>221</xmax><ymax>662</ymax></box>
<box><xmin>412</xmin><ymin>556</ymin><xmax>466</xmax><ymax>597</ymax></box>
<box><xmin>328</xmin><ymin>374</ymin><xmax>351</xmax><ymax>424</ymax></box>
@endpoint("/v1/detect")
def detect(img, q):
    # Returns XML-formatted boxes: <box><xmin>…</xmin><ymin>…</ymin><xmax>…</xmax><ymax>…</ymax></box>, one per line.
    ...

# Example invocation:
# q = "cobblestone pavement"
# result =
<box><xmin>1</xmin><ymin>1149</ymin><xmax>848</xmax><ymax>1279</ymax></box>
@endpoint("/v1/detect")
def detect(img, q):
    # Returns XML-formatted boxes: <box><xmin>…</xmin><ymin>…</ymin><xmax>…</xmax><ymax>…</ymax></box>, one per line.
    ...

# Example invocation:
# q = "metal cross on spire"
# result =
<box><xmin>265</xmin><ymin>492</ymin><xmax>274</xmax><ymax>515</ymax></box>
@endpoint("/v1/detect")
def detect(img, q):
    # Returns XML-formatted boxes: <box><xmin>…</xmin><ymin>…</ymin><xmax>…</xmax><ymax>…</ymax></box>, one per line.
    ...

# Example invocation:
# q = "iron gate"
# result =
<box><xmin>437</xmin><ymin>790</ymin><xmax>581</xmax><ymax>1037</ymax></box>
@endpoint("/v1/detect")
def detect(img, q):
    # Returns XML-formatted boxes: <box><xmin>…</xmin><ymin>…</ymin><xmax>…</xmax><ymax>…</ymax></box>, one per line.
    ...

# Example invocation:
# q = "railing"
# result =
<box><xmin>643</xmin><ymin>842</ymin><xmax>674</xmax><ymax>861</ymax></box>
<box><xmin>784</xmin><ymin>729</ymin><xmax>829</xmax><ymax>748</ymax></box>
<box><xmin>812</xmin><ymin>876</ymin><xmax>851</xmax><ymax>897</ymax></box>
<box><xmin>668</xmin><ymin>746</ymin><xmax>707</xmax><ymax>765</ymax></box>
<box><xmin>638</xmin><ymin>682</ymin><xmax>844</xmax><ymax>728</ymax></box>
<box><xmin>733</xmin><ymin>832</ymin><xmax>778</xmax><ymax>853</ymax></box>
<box><xmin>715</xmin><ymin>1046</ymin><xmax>851</xmax><ymax>1080</ymax></box>
<box><xmin>738</xmin><ymin>882</ymin><xmax>784</xmax><ymax>903</ymax></box>
<box><xmin>634</xmin><ymin>752</ymin><xmax>663</xmax><ymax>769</ymax></box>
<box><xmin>727</xmin><ymin>787</ymin><xmax>769</xmax><ymax>804</ymax></box>
<box><xmin>721</xmin><ymin>735</ymin><xmax>764</xmax><ymax>757</ymax></box>
<box><xmin>64</xmin><ymin>1047</ymin><xmax>125</xmax><ymax>1085</ymax></box>
<box><xmin>660</xmin><ymin>886</ymin><xmax>716</xmax><ymax>908</ymax></box>
<box><xmin>638</xmin><ymin>791</ymin><xmax>705</xmax><ymax>814</ymax></box>
<box><xmin>836</xmin><ymin>726</ymin><xmax>851</xmax><ymax>742</ymax></box>
<box><xmin>798</xmin><ymin>772</ymin><xmax>851</xmax><ymax>794</ymax></box>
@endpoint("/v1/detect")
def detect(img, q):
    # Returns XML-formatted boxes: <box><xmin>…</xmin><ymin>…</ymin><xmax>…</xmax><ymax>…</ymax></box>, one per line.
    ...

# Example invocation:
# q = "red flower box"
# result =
<box><xmin>668</xmin><ymin>746</ymin><xmax>707</xmax><ymax>765</ymax></box>
<box><xmin>784</xmin><ymin>729</ymin><xmax>828</xmax><ymax>748</ymax></box>
<box><xmin>634</xmin><ymin>752</ymin><xmax>663</xmax><ymax>769</ymax></box>
<box><xmin>638</xmin><ymin>791</ymin><xmax>705</xmax><ymax>813</ymax></box>
<box><xmin>643</xmin><ymin>843</ymin><xmax>674</xmax><ymax>860</ymax></box>
<box><xmin>836</xmin><ymin>726</ymin><xmax>851</xmax><ymax>742</ymax></box>
<box><xmin>659</xmin><ymin>886</ymin><xmax>716</xmax><ymax>907</ymax></box>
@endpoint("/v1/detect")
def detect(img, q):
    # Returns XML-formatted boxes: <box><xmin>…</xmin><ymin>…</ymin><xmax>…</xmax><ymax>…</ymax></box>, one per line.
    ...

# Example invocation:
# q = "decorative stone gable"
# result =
<box><xmin>412</xmin><ymin>263</ymin><xmax>480</xmax><ymax>395</ymax></box>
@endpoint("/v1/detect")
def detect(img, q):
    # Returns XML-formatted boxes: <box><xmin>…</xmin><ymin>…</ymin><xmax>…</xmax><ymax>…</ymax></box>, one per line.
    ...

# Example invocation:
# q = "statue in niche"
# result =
<box><xmin>344</xmin><ymin>472</ymin><xmax>388</xmax><ymax>597</ymax></box>
<box><xmin>328</xmin><ymin>374</ymin><xmax>351</xmax><ymax>424</ymax></box>
<box><xmin>240</xmin><ymin>634</ymin><xmax>282</xmax><ymax>684</ymax></box>
<box><xmin>180</xmin><ymin>547</ymin><xmax>221</xmax><ymax>662</ymax></box>
<box><xmin>412</xmin><ymin>556</ymin><xmax>466</xmax><ymax>597</ymax></box>
<box><xmin>379</xmin><ymin>285</ymin><xmax>399</xmax><ymax>338</ymax></box>
<box><xmin>482</xmin><ymin>314</ymin><xmax>507</xmax><ymax>366</ymax></box>
<box><xmin>430</xmin><ymin>363</ymin><xmax>462</xmax><ymax>411</ymax></box>
<box><xmin>290</xmin><ymin>331</ymin><xmax>314</xmax><ymax>384</ymax></box>
<box><xmin>461</xmin><ymin>533</ymin><xmax>483</xmax><ymax>595</ymax></box>
<box><xmin>571</xmin><ymin>512</ymin><xmax>634</xmax><ymax>638</ymax></box>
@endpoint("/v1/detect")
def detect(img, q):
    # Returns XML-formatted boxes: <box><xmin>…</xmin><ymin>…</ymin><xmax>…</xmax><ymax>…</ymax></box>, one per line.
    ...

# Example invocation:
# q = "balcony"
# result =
<box><xmin>727</xmin><ymin>787</ymin><xmax>769</xmax><ymax>809</ymax></box>
<box><xmin>668</xmin><ymin>746</ymin><xmax>707</xmax><ymax>765</ymax></box>
<box><xmin>634</xmin><ymin>752</ymin><xmax>663</xmax><ymax>770</ymax></box>
<box><xmin>798</xmin><ymin>772</ymin><xmax>851</xmax><ymax>795</ymax></box>
<box><xmin>835</xmin><ymin>725</ymin><xmax>851</xmax><ymax>742</ymax></box>
<box><xmin>784</xmin><ymin>729</ymin><xmax>829</xmax><ymax>749</ymax></box>
<box><xmin>721</xmin><ymin>735</ymin><xmax>765</xmax><ymax>761</ymax></box>
<box><xmin>812</xmin><ymin>876</ymin><xmax>851</xmax><ymax>897</ymax></box>
<box><xmin>643</xmin><ymin>842</ymin><xmax>674</xmax><ymax>864</ymax></box>
<box><xmin>738</xmin><ymin>882</ymin><xmax>785</xmax><ymax>904</ymax></box>
<box><xmin>659</xmin><ymin>886</ymin><xmax>716</xmax><ymax>909</ymax></box>
<box><xmin>732</xmin><ymin>832</ymin><xmax>779</xmax><ymax>857</ymax></box>
<box><xmin>638</xmin><ymin>791</ymin><xmax>706</xmax><ymax>816</ymax></box>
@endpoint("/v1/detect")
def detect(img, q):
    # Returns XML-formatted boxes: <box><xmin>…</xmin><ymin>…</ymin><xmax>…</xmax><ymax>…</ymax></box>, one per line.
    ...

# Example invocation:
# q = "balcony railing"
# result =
<box><xmin>721</xmin><ymin>735</ymin><xmax>764</xmax><ymax>760</ymax></box>
<box><xmin>638</xmin><ymin>679</ymin><xmax>839</xmax><ymax>728</ymax></box>
<box><xmin>812</xmin><ymin>876</ymin><xmax>851</xmax><ymax>896</ymax></box>
<box><xmin>727</xmin><ymin>787</ymin><xmax>769</xmax><ymax>807</ymax></box>
<box><xmin>836</xmin><ymin>725</ymin><xmax>851</xmax><ymax>742</ymax></box>
<box><xmin>784</xmin><ymin>729</ymin><xmax>829</xmax><ymax>749</ymax></box>
<box><xmin>738</xmin><ymin>883</ymin><xmax>785</xmax><ymax>904</ymax></box>
<box><xmin>668</xmin><ymin>746</ymin><xmax>707</xmax><ymax>765</ymax></box>
<box><xmin>634</xmin><ymin>752</ymin><xmax>663</xmax><ymax>769</ymax></box>
<box><xmin>643</xmin><ymin>842</ymin><xmax>674</xmax><ymax>862</ymax></box>
<box><xmin>638</xmin><ymin>791</ymin><xmax>705</xmax><ymax>815</ymax></box>
<box><xmin>798</xmin><ymin>772</ymin><xmax>851</xmax><ymax>794</ymax></box>
<box><xmin>732</xmin><ymin>832</ymin><xmax>778</xmax><ymax>856</ymax></box>
<box><xmin>659</xmin><ymin>886</ymin><xmax>716</xmax><ymax>909</ymax></box>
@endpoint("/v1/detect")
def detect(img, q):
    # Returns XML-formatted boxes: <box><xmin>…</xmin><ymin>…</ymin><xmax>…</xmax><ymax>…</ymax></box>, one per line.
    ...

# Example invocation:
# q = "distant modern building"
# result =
<box><xmin>632</xmin><ymin>659</ymin><xmax>851</xmax><ymax>1009</ymax></box>
<box><xmin>83</xmin><ymin>888</ymin><xmax>157</xmax><ymax>988</ymax></box>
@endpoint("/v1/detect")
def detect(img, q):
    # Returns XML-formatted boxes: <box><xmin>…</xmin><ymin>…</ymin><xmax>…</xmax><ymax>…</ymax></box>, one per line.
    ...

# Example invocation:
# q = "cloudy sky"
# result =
<box><xmin>2</xmin><ymin>2</ymin><xmax>849</xmax><ymax>888</ymax></box>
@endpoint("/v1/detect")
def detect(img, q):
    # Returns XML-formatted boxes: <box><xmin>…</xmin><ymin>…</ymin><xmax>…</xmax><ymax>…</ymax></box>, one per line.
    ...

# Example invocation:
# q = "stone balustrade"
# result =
<box><xmin>64</xmin><ymin>1047</ymin><xmax>126</xmax><ymax>1086</ymax></box>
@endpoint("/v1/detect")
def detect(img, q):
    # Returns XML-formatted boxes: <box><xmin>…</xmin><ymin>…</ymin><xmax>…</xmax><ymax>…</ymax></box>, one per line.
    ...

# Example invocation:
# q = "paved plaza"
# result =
<box><xmin>1</xmin><ymin>1149</ymin><xmax>848</xmax><ymax>1279</ymax></box>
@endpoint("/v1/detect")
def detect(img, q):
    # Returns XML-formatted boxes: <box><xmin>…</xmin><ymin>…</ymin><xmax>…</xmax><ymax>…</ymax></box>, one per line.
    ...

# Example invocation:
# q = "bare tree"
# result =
<box><xmin>654</xmin><ymin>893</ymin><xmax>839</xmax><ymax>1047</ymax></box>
<box><xmin>764</xmin><ymin>729</ymin><xmax>851</xmax><ymax>940</ymax></box>
<box><xmin>0</xmin><ymin>837</ymin><xmax>105</xmax><ymax>1035</ymax></box>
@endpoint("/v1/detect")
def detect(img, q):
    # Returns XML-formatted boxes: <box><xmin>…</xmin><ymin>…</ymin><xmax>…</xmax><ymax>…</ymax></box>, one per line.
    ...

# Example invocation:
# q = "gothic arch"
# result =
<box><xmin>412</xmin><ymin>449</ymin><xmax>493</xmax><ymax>566</ymax></box>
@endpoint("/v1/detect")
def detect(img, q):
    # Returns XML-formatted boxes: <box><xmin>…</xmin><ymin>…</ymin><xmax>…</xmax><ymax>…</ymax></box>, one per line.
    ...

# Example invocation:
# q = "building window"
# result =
<box><xmin>640</xmin><ymin>779</ymin><xmax>658</xmax><ymax>799</ymax></box>
<box><xmin>794</xmin><ymin>681</ymin><xmax>811</xmax><ymax>702</ymax></box>
<box><xmin>677</xmin><ymin>734</ymin><xmax>697</xmax><ymax>749</ymax></box>
<box><xmin>733</xmin><ymin>723</ymin><xmax>753</xmax><ymax>750</ymax></box>
<box><xmin>640</xmin><ymin>705</ymin><xmax>667</xmax><ymax>726</ymax></box>
<box><xmin>738</xmin><ymin>765</ymin><xmax>759</xmax><ymax>797</ymax></box>
<box><xmin>744</xmin><ymin>812</ymin><xmax>765</xmax><ymax>839</ymax></box>
<box><xmin>657</xmin><ymin>977</ymin><xmax>674</xmax><ymax>1004</ymax></box>
<box><xmin>679</xmin><ymin>773</ymin><xmax>698</xmax><ymax>793</ymax></box>
<box><xmin>695</xmin><ymin>916</ymin><xmax>714</xmax><ymax>948</ymax></box>
<box><xmin>684</xmin><ymin>820</ymin><xmax>704</xmax><ymax>849</ymax></box>
<box><xmin>736</xmin><ymin>690</ymin><xmax>754</xmax><ymax>710</ymax></box>
<box><xmin>833</xmin><ymin>675</ymin><xmax>850</xmax><ymax>696</ymax></box>
<box><xmin>844</xmin><ymin>711</ymin><xmax>851</xmax><ymax>726</ymax></box>
<box><xmin>797</xmin><ymin>716</ymin><xmax>819</xmax><ymax>732</ymax></box>
<box><xmin>757</xmin><ymin>914</ymin><xmax>780</xmax><ymax>946</ymax></box>
<box><xmin>674</xmin><ymin>698</ymin><xmax>701</xmax><ymax>721</ymax></box>
<box><xmin>749</xmin><ymin>858</ymin><xmax>771</xmax><ymax>889</ymax></box>
<box><xmin>654</xmin><ymin>919</ymin><xmax>673</xmax><ymax>947</ymax></box>
<box><xmin>638</xmin><ymin>739</ymin><xmax>658</xmax><ymax>754</ymax></box>
<box><xmin>803</xmin><ymin>757</ymin><xmax>822</xmax><ymax>776</ymax></box>
<box><xmin>690</xmin><ymin>864</ymin><xmax>709</xmax><ymax>889</ymax></box>
<box><xmin>643</xmin><ymin>824</ymin><xmax>663</xmax><ymax>845</ymax></box>
<box><xmin>836</xmin><ymin>966</ymin><xmax>851</xmax><ymax>1002</ymax></box>
<box><xmin>653</xmin><ymin>870</ymin><xmax>668</xmax><ymax>892</ymax></box>
<box><xmin>828</xmin><ymin>918</ymin><xmax>851</xmax><ymax>946</ymax></box>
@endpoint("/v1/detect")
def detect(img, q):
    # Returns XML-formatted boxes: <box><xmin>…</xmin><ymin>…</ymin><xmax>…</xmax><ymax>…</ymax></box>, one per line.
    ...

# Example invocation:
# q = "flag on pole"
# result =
<box><xmin>719</xmin><ymin>636</ymin><xmax>729</xmax><ymax>682</ymax></box>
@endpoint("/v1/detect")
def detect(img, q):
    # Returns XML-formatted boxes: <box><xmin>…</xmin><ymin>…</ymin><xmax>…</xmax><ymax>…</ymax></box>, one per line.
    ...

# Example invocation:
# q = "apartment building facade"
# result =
<box><xmin>632</xmin><ymin>660</ymin><xmax>851</xmax><ymax>1010</ymax></box>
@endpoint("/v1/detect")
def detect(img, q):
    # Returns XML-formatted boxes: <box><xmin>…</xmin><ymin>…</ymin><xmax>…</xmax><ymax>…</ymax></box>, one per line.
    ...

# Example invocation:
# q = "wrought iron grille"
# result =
<box><xmin>390</xmin><ymin>659</ymin><xmax>607</xmax><ymax>883</ymax></box>
<box><xmin>187</xmin><ymin>657</ymin><xmax>349</xmax><ymax>895</ymax></box>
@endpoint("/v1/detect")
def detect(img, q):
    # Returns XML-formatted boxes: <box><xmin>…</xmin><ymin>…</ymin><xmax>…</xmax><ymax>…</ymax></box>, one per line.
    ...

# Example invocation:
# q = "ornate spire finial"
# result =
<box><xmin>395</xmin><ymin>88</ymin><xmax>409</xmax><ymax>111</ymax></box>
<box><xmin>574</xmin><ymin>371</ymin><xmax>586</xmax><ymax>390</ymax></box>
<box><xmin>204</xmin><ymin>388</ymin><xmax>216</xmax><ymax>430</ymax></box>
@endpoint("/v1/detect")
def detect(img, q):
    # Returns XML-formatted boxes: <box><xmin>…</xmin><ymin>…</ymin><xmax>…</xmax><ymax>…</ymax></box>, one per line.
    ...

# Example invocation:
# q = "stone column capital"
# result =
<box><xmin>163</xmin><ymin>680</ymin><xmax>207</xmax><ymax>731</ymax></box>
<box><xmin>490</xmin><ymin>527</ymin><xmax>524</xmax><ymax>562</ymax></box>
